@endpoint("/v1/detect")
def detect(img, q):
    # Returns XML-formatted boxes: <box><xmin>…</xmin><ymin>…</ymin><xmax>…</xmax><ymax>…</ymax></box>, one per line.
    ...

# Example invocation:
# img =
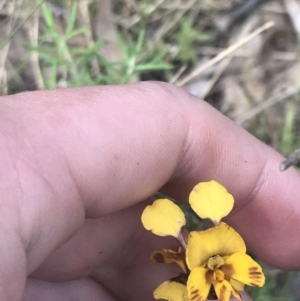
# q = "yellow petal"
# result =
<box><xmin>222</xmin><ymin>253</ymin><xmax>265</xmax><ymax>287</ymax></box>
<box><xmin>213</xmin><ymin>279</ymin><xmax>232</xmax><ymax>301</ymax></box>
<box><xmin>154</xmin><ymin>281</ymin><xmax>188</xmax><ymax>301</ymax></box>
<box><xmin>151</xmin><ymin>248</ymin><xmax>187</xmax><ymax>273</ymax></box>
<box><xmin>186</xmin><ymin>222</ymin><xmax>246</xmax><ymax>270</ymax></box>
<box><xmin>141</xmin><ymin>199</ymin><xmax>186</xmax><ymax>237</ymax></box>
<box><xmin>187</xmin><ymin>267</ymin><xmax>211</xmax><ymax>301</ymax></box>
<box><xmin>231</xmin><ymin>287</ymin><xmax>242</xmax><ymax>301</ymax></box>
<box><xmin>214</xmin><ymin>269</ymin><xmax>225</xmax><ymax>283</ymax></box>
<box><xmin>189</xmin><ymin>181</ymin><xmax>234</xmax><ymax>224</ymax></box>
<box><xmin>230</xmin><ymin>279</ymin><xmax>244</xmax><ymax>291</ymax></box>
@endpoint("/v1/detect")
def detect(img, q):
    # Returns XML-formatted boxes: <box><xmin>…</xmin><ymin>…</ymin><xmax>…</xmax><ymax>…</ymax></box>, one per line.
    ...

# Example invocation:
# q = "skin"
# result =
<box><xmin>0</xmin><ymin>81</ymin><xmax>299</xmax><ymax>301</ymax></box>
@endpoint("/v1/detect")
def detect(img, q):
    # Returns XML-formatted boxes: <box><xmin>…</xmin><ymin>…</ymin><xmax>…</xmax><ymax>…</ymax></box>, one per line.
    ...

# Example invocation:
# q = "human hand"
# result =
<box><xmin>0</xmin><ymin>82</ymin><xmax>299</xmax><ymax>301</ymax></box>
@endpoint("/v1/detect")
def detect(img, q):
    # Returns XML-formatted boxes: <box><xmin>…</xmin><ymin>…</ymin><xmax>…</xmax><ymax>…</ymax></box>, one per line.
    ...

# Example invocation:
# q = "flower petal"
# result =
<box><xmin>222</xmin><ymin>253</ymin><xmax>265</xmax><ymax>287</ymax></box>
<box><xmin>230</xmin><ymin>279</ymin><xmax>244</xmax><ymax>291</ymax></box>
<box><xmin>213</xmin><ymin>279</ymin><xmax>232</xmax><ymax>301</ymax></box>
<box><xmin>214</xmin><ymin>269</ymin><xmax>225</xmax><ymax>283</ymax></box>
<box><xmin>231</xmin><ymin>287</ymin><xmax>242</xmax><ymax>301</ymax></box>
<box><xmin>151</xmin><ymin>248</ymin><xmax>187</xmax><ymax>273</ymax></box>
<box><xmin>189</xmin><ymin>181</ymin><xmax>234</xmax><ymax>224</ymax></box>
<box><xmin>141</xmin><ymin>199</ymin><xmax>186</xmax><ymax>237</ymax></box>
<box><xmin>154</xmin><ymin>280</ymin><xmax>188</xmax><ymax>301</ymax></box>
<box><xmin>187</xmin><ymin>267</ymin><xmax>211</xmax><ymax>301</ymax></box>
<box><xmin>186</xmin><ymin>222</ymin><xmax>246</xmax><ymax>270</ymax></box>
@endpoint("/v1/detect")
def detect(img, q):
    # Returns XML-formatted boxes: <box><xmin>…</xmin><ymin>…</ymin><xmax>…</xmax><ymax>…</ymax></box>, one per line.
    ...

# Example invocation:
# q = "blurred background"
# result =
<box><xmin>0</xmin><ymin>0</ymin><xmax>299</xmax><ymax>299</ymax></box>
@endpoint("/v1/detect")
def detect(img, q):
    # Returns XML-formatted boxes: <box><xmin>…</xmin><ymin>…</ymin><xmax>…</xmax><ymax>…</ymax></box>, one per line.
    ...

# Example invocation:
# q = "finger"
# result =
<box><xmin>0</xmin><ymin>83</ymin><xmax>191</xmax><ymax>300</ymax></box>
<box><xmin>0</xmin><ymin>82</ymin><xmax>190</xmax><ymax>277</ymax></box>
<box><xmin>30</xmin><ymin>200</ymin><xmax>180</xmax><ymax>301</ymax></box>
<box><xmin>23</xmin><ymin>277</ymin><xmax>117</xmax><ymax>301</ymax></box>
<box><xmin>21</xmin><ymin>82</ymin><xmax>299</xmax><ymax>268</ymax></box>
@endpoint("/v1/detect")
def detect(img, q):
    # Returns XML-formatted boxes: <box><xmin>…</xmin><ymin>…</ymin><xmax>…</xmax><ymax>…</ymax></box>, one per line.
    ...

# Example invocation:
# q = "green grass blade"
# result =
<box><xmin>66</xmin><ymin>1</ymin><xmax>78</xmax><ymax>38</ymax></box>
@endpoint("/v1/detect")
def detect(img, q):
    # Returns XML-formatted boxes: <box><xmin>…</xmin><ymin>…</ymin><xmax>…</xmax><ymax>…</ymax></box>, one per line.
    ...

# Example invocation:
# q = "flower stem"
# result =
<box><xmin>177</xmin><ymin>233</ymin><xmax>187</xmax><ymax>250</ymax></box>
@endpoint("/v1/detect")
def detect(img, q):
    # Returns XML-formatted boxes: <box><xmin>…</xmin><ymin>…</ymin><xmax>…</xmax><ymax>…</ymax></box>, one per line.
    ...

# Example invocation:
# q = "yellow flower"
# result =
<box><xmin>186</xmin><ymin>223</ymin><xmax>265</xmax><ymax>301</ymax></box>
<box><xmin>141</xmin><ymin>181</ymin><xmax>265</xmax><ymax>301</ymax></box>
<box><xmin>141</xmin><ymin>181</ymin><xmax>233</xmax><ymax>239</ymax></box>
<box><xmin>151</xmin><ymin>247</ymin><xmax>189</xmax><ymax>300</ymax></box>
<box><xmin>189</xmin><ymin>181</ymin><xmax>234</xmax><ymax>224</ymax></box>
<box><xmin>150</xmin><ymin>248</ymin><xmax>187</xmax><ymax>273</ymax></box>
<box><xmin>154</xmin><ymin>281</ymin><xmax>188</xmax><ymax>301</ymax></box>
<box><xmin>152</xmin><ymin>223</ymin><xmax>265</xmax><ymax>301</ymax></box>
<box><xmin>141</xmin><ymin>198</ymin><xmax>186</xmax><ymax>238</ymax></box>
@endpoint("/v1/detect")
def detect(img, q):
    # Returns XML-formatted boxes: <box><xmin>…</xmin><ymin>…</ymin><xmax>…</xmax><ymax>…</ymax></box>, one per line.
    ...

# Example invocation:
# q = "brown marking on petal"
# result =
<box><xmin>250</xmin><ymin>271</ymin><xmax>262</xmax><ymax>275</ymax></box>
<box><xmin>250</xmin><ymin>274</ymin><xmax>263</xmax><ymax>278</ymax></box>
<box><xmin>221</xmin><ymin>263</ymin><xmax>234</xmax><ymax>278</ymax></box>
<box><xmin>248</xmin><ymin>267</ymin><xmax>263</xmax><ymax>281</ymax></box>
<box><xmin>218</xmin><ymin>284</ymin><xmax>228</xmax><ymax>301</ymax></box>
<box><xmin>205</xmin><ymin>269</ymin><xmax>214</xmax><ymax>282</ymax></box>
<box><xmin>250</xmin><ymin>282</ymin><xmax>259</xmax><ymax>287</ymax></box>
<box><xmin>190</xmin><ymin>287</ymin><xmax>204</xmax><ymax>301</ymax></box>
<box><xmin>249</xmin><ymin>267</ymin><xmax>261</xmax><ymax>274</ymax></box>
<box><xmin>250</xmin><ymin>273</ymin><xmax>263</xmax><ymax>278</ymax></box>
<box><xmin>214</xmin><ymin>269</ymin><xmax>225</xmax><ymax>283</ymax></box>
<box><xmin>249</xmin><ymin>270</ymin><xmax>262</xmax><ymax>277</ymax></box>
<box><xmin>190</xmin><ymin>292</ymin><xmax>202</xmax><ymax>301</ymax></box>
<box><xmin>249</xmin><ymin>272</ymin><xmax>262</xmax><ymax>278</ymax></box>
<box><xmin>151</xmin><ymin>252</ymin><xmax>165</xmax><ymax>263</ymax></box>
<box><xmin>234</xmin><ymin>290</ymin><xmax>242</xmax><ymax>299</ymax></box>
